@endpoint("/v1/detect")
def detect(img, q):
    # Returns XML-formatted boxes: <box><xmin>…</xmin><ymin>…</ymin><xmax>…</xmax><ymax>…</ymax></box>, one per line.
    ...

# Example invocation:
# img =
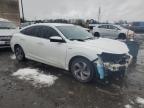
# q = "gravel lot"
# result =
<box><xmin>0</xmin><ymin>34</ymin><xmax>144</xmax><ymax>108</ymax></box>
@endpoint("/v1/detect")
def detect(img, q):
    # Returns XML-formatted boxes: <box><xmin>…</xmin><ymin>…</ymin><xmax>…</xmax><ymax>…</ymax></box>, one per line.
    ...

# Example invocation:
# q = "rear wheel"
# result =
<box><xmin>70</xmin><ymin>58</ymin><xmax>95</xmax><ymax>83</ymax></box>
<box><xmin>14</xmin><ymin>45</ymin><xmax>25</xmax><ymax>61</ymax></box>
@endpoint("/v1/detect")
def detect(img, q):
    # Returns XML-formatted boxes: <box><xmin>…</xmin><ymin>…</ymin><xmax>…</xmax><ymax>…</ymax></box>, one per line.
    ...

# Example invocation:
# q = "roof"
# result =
<box><xmin>20</xmin><ymin>23</ymin><xmax>75</xmax><ymax>30</ymax></box>
<box><xmin>31</xmin><ymin>23</ymin><xmax>74</xmax><ymax>27</ymax></box>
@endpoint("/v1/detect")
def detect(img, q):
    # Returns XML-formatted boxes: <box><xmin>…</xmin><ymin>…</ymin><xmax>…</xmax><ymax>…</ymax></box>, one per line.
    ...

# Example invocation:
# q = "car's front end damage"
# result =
<box><xmin>71</xmin><ymin>37</ymin><xmax>132</xmax><ymax>81</ymax></box>
<box><xmin>93</xmin><ymin>52</ymin><xmax>132</xmax><ymax>80</ymax></box>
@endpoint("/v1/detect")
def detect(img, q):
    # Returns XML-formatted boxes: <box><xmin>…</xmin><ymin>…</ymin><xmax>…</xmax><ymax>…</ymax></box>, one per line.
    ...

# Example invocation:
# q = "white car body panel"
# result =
<box><xmin>11</xmin><ymin>23</ymin><xmax>130</xmax><ymax>71</ymax></box>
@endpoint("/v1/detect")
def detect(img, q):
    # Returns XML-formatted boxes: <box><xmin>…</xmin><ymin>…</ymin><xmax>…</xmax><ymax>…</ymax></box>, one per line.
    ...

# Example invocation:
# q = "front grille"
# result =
<box><xmin>0</xmin><ymin>36</ymin><xmax>11</xmax><ymax>41</ymax></box>
<box><xmin>100</xmin><ymin>52</ymin><xmax>129</xmax><ymax>64</ymax></box>
<box><xmin>0</xmin><ymin>44</ymin><xmax>10</xmax><ymax>47</ymax></box>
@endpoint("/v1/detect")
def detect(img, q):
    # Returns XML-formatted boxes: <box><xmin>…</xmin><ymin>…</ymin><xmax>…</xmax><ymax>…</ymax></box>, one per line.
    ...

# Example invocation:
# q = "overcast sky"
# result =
<box><xmin>20</xmin><ymin>0</ymin><xmax>144</xmax><ymax>22</ymax></box>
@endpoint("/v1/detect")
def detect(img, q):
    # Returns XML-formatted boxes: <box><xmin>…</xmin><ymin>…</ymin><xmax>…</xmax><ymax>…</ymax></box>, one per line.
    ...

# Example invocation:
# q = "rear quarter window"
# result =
<box><xmin>20</xmin><ymin>26</ymin><xmax>40</xmax><ymax>37</ymax></box>
<box><xmin>20</xmin><ymin>26</ymin><xmax>60</xmax><ymax>39</ymax></box>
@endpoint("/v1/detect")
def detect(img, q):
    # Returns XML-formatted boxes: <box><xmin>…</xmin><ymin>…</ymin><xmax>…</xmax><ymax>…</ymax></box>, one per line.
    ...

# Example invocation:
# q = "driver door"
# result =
<box><xmin>39</xmin><ymin>26</ymin><xmax>67</xmax><ymax>69</ymax></box>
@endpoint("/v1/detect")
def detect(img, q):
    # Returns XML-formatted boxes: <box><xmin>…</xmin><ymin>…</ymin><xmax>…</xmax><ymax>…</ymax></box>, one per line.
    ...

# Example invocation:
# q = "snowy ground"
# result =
<box><xmin>0</xmin><ymin>34</ymin><xmax>144</xmax><ymax>108</ymax></box>
<box><xmin>12</xmin><ymin>68</ymin><xmax>58</xmax><ymax>87</ymax></box>
<box><xmin>10</xmin><ymin>54</ymin><xmax>16</xmax><ymax>60</ymax></box>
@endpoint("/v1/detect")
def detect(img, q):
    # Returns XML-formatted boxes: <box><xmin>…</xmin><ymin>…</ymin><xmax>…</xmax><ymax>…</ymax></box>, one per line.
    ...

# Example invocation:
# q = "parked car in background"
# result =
<box><xmin>92</xmin><ymin>24</ymin><xmax>135</xmax><ymax>40</ymax></box>
<box><xmin>0</xmin><ymin>18</ymin><xmax>18</xmax><ymax>48</ymax></box>
<box><xmin>11</xmin><ymin>23</ymin><xmax>132</xmax><ymax>83</ymax></box>
<box><xmin>129</xmin><ymin>22</ymin><xmax>144</xmax><ymax>33</ymax></box>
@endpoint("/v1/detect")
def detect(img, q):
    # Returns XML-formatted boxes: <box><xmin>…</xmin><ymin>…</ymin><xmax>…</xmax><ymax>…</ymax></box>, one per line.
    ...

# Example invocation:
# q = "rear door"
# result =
<box><xmin>20</xmin><ymin>26</ymin><xmax>45</xmax><ymax>61</ymax></box>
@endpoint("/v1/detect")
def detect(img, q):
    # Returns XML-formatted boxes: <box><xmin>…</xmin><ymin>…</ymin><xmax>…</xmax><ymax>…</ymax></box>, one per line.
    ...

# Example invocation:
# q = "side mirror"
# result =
<box><xmin>50</xmin><ymin>36</ymin><xmax>65</xmax><ymax>43</ymax></box>
<box><xmin>89</xmin><ymin>26</ymin><xmax>93</xmax><ymax>30</ymax></box>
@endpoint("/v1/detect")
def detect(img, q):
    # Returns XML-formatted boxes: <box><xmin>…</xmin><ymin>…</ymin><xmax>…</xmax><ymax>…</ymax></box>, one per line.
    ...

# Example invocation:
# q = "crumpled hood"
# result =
<box><xmin>73</xmin><ymin>38</ymin><xmax>129</xmax><ymax>54</ymax></box>
<box><xmin>0</xmin><ymin>29</ymin><xmax>18</xmax><ymax>36</ymax></box>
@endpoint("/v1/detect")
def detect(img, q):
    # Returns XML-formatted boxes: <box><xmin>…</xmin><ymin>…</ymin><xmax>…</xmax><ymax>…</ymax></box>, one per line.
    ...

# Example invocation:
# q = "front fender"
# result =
<box><xmin>65</xmin><ymin>50</ymin><xmax>99</xmax><ymax>70</ymax></box>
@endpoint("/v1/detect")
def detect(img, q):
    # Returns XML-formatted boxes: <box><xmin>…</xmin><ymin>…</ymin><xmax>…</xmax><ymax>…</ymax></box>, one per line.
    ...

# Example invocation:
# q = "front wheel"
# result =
<box><xmin>70</xmin><ymin>58</ymin><xmax>95</xmax><ymax>83</ymax></box>
<box><xmin>118</xmin><ymin>33</ymin><xmax>126</xmax><ymax>40</ymax></box>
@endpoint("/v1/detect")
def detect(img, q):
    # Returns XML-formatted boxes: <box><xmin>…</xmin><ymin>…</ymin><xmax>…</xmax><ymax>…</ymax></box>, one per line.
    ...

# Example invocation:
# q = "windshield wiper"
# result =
<box><xmin>69</xmin><ymin>37</ymin><xmax>95</xmax><ymax>41</ymax></box>
<box><xmin>84</xmin><ymin>37</ymin><xmax>95</xmax><ymax>40</ymax></box>
<box><xmin>69</xmin><ymin>39</ymin><xmax>85</xmax><ymax>41</ymax></box>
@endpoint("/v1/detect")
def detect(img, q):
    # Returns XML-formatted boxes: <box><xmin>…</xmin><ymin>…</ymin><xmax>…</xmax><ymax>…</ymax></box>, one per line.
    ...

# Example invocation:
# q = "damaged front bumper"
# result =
<box><xmin>93</xmin><ymin>53</ymin><xmax>132</xmax><ymax>79</ymax></box>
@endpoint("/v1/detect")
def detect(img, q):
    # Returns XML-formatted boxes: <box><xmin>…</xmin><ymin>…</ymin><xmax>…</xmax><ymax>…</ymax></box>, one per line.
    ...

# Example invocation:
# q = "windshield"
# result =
<box><xmin>0</xmin><ymin>21</ymin><xmax>17</xmax><ymax>29</ymax></box>
<box><xmin>114</xmin><ymin>25</ymin><xmax>124</xmax><ymax>30</ymax></box>
<box><xmin>56</xmin><ymin>25</ymin><xmax>94</xmax><ymax>41</ymax></box>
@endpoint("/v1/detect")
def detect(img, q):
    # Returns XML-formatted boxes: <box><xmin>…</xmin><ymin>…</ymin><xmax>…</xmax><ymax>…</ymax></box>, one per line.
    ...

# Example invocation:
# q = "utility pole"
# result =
<box><xmin>20</xmin><ymin>0</ymin><xmax>25</xmax><ymax>22</ymax></box>
<box><xmin>98</xmin><ymin>7</ymin><xmax>101</xmax><ymax>23</ymax></box>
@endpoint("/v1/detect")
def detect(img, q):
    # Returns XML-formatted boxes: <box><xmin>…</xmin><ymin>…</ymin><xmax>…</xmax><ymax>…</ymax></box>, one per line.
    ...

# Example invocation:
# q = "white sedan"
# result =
<box><xmin>92</xmin><ymin>24</ymin><xmax>135</xmax><ymax>40</ymax></box>
<box><xmin>11</xmin><ymin>23</ymin><xmax>132</xmax><ymax>83</ymax></box>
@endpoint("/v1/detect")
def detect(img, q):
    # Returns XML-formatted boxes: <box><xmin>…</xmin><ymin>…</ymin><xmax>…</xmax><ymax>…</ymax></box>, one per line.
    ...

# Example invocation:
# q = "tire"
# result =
<box><xmin>94</xmin><ymin>32</ymin><xmax>100</xmax><ymax>37</ymax></box>
<box><xmin>70</xmin><ymin>57</ymin><xmax>95</xmax><ymax>83</ymax></box>
<box><xmin>118</xmin><ymin>33</ymin><xmax>126</xmax><ymax>40</ymax></box>
<box><xmin>14</xmin><ymin>45</ymin><xmax>25</xmax><ymax>61</ymax></box>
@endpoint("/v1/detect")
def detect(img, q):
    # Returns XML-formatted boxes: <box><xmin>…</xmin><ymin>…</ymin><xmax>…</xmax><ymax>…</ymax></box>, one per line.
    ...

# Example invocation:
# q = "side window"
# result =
<box><xmin>98</xmin><ymin>25</ymin><xmax>102</xmax><ymax>28</ymax></box>
<box><xmin>20</xmin><ymin>27</ymin><xmax>32</xmax><ymax>35</ymax></box>
<box><xmin>108</xmin><ymin>25</ymin><xmax>120</xmax><ymax>30</ymax></box>
<box><xmin>41</xmin><ymin>26</ymin><xmax>60</xmax><ymax>39</ymax></box>
<box><xmin>108</xmin><ymin>25</ymin><xmax>115</xmax><ymax>29</ymax></box>
<box><xmin>113</xmin><ymin>26</ymin><xmax>120</xmax><ymax>30</ymax></box>
<box><xmin>20</xmin><ymin>26</ymin><xmax>40</xmax><ymax>37</ymax></box>
<box><xmin>104</xmin><ymin>25</ymin><xmax>108</xmax><ymax>29</ymax></box>
<box><xmin>98</xmin><ymin>25</ymin><xmax>107</xmax><ymax>29</ymax></box>
<box><xmin>20</xmin><ymin>26</ymin><xmax>60</xmax><ymax>39</ymax></box>
<box><xmin>30</xmin><ymin>26</ymin><xmax>40</xmax><ymax>37</ymax></box>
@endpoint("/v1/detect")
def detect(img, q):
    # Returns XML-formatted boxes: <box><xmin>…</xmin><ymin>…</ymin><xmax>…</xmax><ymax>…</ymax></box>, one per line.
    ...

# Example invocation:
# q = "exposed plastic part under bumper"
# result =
<box><xmin>93</xmin><ymin>55</ymin><xmax>132</xmax><ymax>80</ymax></box>
<box><xmin>94</xmin><ymin>63</ymin><xmax>128</xmax><ymax>79</ymax></box>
